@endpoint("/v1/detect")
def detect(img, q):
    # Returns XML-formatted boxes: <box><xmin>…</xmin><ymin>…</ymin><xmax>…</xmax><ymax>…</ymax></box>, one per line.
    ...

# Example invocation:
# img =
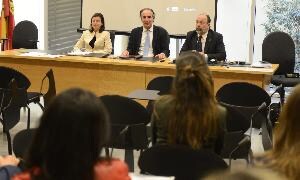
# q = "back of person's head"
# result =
<box><xmin>168</xmin><ymin>52</ymin><xmax>219</xmax><ymax>149</ymax></box>
<box><xmin>25</xmin><ymin>88</ymin><xmax>109</xmax><ymax>180</ymax></box>
<box><xmin>266</xmin><ymin>84</ymin><xmax>300</xmax><ymax>180</ymax></box>
<box><xmin>204</xmin><ymin>168</ymin><xmax>286</xmax><ymax>180</ymax></box>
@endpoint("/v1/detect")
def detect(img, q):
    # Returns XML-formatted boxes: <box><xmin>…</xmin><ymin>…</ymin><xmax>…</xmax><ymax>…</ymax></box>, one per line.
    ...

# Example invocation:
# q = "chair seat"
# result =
<box><xmin>27</xmin><ymin>92</ymin><xmax>42</xmax><ymax>103</ymax></box>
<box><xmin>271</xmin><ymin>75</ymin><xmax>300</xmax><ymax>87</ymax></box>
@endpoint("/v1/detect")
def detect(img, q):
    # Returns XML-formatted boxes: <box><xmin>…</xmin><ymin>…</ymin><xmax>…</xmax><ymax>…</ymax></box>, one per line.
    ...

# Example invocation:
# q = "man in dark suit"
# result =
<box><xmin>180</xmin><ymin>14</ymin><xmax>226</xmax><ymax>61</ymax></box>
<box><xmin>121</xmin><ymin>8</ymin><xmax>170</xmax><ymax>59</ymax></box>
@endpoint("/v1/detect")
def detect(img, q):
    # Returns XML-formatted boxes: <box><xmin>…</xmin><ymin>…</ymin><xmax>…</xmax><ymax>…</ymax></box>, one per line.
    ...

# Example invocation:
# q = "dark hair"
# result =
<box><xmin>89</xmin><ymin>12</ymin><xmax>105</xmax><ymax>33</ymax></box>
<box><xmin>139</xmin><ymin>8</ymin><xmax>155</xmax><ymax>19</ymax></box>
<box><xmin>206</xmin><ymin>14</ymin><xmax>211</xmax><ymax>23</ymax></box>
<box><xmin>168</xmin><ymin>52</ymin><xmax>219</xmax><ymax>149</ymax></box>
<box><xmin>25</xmin><ymin>88</ymin><xmax>109</xmax><ymax>180</ymax></box>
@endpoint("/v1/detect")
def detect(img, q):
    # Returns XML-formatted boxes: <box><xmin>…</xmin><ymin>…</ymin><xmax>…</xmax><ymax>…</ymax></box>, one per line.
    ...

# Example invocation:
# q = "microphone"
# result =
<box><xmin>229</xmin><ymin>136</ymin><xmax>251</xmax><ymax>168</ymax></box>
<box><xmin>257</xmin><ymin>102</ymin><xmax>267</xmax><ymax>112</ymax></box>
<box><xmin>248</xmin><ymin>102</ymin><xmax>267</xmax><ymax>140</ymax></box>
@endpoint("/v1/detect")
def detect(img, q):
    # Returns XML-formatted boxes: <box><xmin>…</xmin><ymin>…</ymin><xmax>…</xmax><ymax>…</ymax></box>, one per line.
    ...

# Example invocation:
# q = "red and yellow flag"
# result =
<box><xmin>0</xmin><ymin>0</ymin><xmax>15</xmax><ymax>50</ymax></box>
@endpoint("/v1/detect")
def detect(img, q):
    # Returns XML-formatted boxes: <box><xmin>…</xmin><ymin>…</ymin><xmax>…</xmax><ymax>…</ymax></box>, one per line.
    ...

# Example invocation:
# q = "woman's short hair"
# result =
<box><xmin>26</xmin><ymin>88</ymin><xmax>109</xmax><ymax>180</ymax></box>
<box><xmin>89</xmin><ymin>12</ymin><xmax>105</xmax><ymax>33</ymax></box>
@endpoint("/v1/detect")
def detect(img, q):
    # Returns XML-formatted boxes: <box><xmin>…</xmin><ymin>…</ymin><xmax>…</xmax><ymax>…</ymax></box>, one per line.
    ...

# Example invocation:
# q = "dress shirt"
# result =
<box><xmin>138</xmin><ymin>26</ymin><xmax>154</xmax><ymax>57</ymax></box>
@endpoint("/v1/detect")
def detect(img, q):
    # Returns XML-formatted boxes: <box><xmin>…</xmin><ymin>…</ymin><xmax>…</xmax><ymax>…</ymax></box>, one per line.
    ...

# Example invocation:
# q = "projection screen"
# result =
<box><xmin>82</xmin><ymin>0</ymin><xmax>217</xmax><ymax>35</ymax></box>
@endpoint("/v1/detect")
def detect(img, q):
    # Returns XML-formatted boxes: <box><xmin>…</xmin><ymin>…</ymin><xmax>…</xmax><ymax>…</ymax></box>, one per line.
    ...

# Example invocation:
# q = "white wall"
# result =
<box><xmin>14</xmin><ymin>0</ymin><xmax>45</xmax><ymax>49</ymax></box>
<box><xmin>216</xmin><ymin>0</ymin><xmax>255</xmax><ymax>62</ymax></box>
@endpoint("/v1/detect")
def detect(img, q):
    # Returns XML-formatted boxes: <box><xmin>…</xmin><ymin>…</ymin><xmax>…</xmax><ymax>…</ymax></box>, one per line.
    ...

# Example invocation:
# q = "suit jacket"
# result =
<box><xmin>180</xmin><ymin>29</ymin><xmax>226</xmax><ymax>61</ymax></box>
<box><xmin>127</xmin><ymin>25</ymin><xmax>170</xmax><ymax>57</ymax></box>
<box><xmin>74</xmin><ymin>30</ymin><xmax>112</xmax><ymax>54</ymax></box>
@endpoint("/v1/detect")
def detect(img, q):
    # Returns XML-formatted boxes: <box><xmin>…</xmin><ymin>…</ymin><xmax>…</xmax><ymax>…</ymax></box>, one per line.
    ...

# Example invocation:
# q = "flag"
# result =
<box><xmin>0</xmin><ymin>0</ymin><xmax>15</xmax><ymax>50</ymax></box>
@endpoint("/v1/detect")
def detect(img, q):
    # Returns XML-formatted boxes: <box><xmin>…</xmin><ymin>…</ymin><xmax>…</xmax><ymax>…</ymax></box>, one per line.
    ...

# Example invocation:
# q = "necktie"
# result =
<box><xmin>89</xmin><ymin>35</ymin><xmax>96</xmax><ymax>49</ymax></box>
<box><xmin>197</xmin><ymin>35</ymin><xmax>202</xmax><ymax>52</ymax></box>
<box><xmin>143</xmin><ymin>30</ymin><xmax>150</xmax><ymax>56</ymax></box>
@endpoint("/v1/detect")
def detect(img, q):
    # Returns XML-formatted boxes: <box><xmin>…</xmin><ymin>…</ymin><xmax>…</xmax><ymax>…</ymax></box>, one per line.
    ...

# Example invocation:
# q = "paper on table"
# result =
<box><xmin>130</xmin><ymin>173</ymin><xmax>174</xmax><ymax>180</ymax></box>
<box><xmin>19</xmin><ymin>52</ymin><xmax>64</xmax><ymax>58</ymax></box>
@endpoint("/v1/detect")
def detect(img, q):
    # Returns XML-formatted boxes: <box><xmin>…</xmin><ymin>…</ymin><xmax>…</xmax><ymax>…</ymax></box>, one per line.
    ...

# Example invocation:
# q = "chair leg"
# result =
<box><xmin>105</xmin><ymin>148</ymin><xmax>110</xmax><ymax>157</ymax></box>
<box><xmin>6</xmin><ymin>131</ymin><xmax>12</xmax><ymax>155</ymax></box>
<box><xmin>27</xmin><ymin>106</ymin><xmax>31</xmax><ymax>129</ymax></box>
<box><xmin>37</xmin><ymin>102</ymin><xmax>45</xmax><ymax>111</ymax></box>
<box><xmin>125</xmin><ymin>149</ymin><xmax>134</xmax><ymax>172</ymax></box>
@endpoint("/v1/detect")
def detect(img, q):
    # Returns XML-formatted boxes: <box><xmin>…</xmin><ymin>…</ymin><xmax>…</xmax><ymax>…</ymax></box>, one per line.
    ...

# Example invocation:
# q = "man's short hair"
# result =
<box><xmin>139</xmin><ymin>8</ymin><xmax>155</xmax><ymax>19</ymax></box>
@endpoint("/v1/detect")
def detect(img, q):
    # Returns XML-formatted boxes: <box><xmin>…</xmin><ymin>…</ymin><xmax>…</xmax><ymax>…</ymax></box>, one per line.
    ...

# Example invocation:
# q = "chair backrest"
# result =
<box><xmin>13</xmin><ymin>128</ymin><xmax>36</xmax><ymax>158</ymax></box>
<box><xmin>41</xmin><ymin>69</ymin><xmax>56</xmax><ymax>109</ymax></box>
<box><xmin>146</xmin><ymin>76</ymin><xmax>174</xmax><ymax>95</ymax></box>
<box><xmin>222</xmin><ymin>103</ymin><xmax>250</xmax><ymax>132</ymax></box>
<box><xmin>262</xmin><ymin>31</ymin><xmax>295</xmax><ymax>74</ymax></box>
<box><xmin>138</xmin><ymin>145</ymin><xmax>228</xmax><ymax>180</ymax></box>
<box><xmin>12</xmin><ymin>20</ymin><xmax>38</xmax><ymax>49</ymax></box>
<box><xmin>0</xmin><ymin>66</ymin><xmax>31</xmax><ymax>89</ymax></box>
<box><xmin>216</xmin><ymin>82</ymin><xmax>271</xmax><ymax>107</ymax></box>
<box><xmin>99</xmin><ymin>95</ymin><xmax>150</xmax><ymax>149</ymax></box>
<box><xmin>100</xmin><ymin>95</ymin><xmax>150</xmax><ymax>125</ymax></box>
<box><xmin>108</xmin><ymin>30</ymin><xmax>115</xmax><ymax>54</ymax></box>
<box><xmin>1</xmin><ymin>79</ymin><xmax>25</xmax><ymax>132</ymax></box>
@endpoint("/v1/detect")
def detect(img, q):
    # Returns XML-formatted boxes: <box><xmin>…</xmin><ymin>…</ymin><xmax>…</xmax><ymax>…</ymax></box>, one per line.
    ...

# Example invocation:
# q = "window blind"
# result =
<box><xmin>48</xmin><ymin>0</ymin><xmax>81</xmax><ymax>52</ymax></box>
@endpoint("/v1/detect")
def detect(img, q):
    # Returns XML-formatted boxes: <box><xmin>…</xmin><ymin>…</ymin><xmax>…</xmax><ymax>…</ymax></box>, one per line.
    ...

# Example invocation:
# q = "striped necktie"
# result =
<box><xmin>197</xmin><ymin>35</ymin><xmax>202</xmax><ymax>52</ymax></box>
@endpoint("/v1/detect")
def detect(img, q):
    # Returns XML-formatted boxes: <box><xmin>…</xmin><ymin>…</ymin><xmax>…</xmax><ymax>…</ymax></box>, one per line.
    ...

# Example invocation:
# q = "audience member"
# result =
<box><xmin>151</xmin><ymin>52</ymin><xmax>226</xmax><ymax>154</ymax></box>
<box><xmin>254</xmin><ymin>84</ymin><xmax>300</xmax><ymax>180</ymax></box>
<box><xmin>121</xmin><ymin>8</ymin><xmax>170</xmax><ymax>59</ymax></box>
<box><xmin>180</xmin><ymin>13</ymin><xmax>226</xmax><ymax>61</ymax></box>
<box><xmin>12</xmin><ymin>88</ymin><xmax>130</xmax><ymax>180</ymax></box>
<box><xmin>204</xmin><ymin>168</ymin><xmax>286</xmax><ymax>180</ymax></box>
<box><xmin>0</xmin><ymin>155</ymin><xmax>21</xmax><ymax>179</ymax></box>
<box><xmin>74</xmin><ymin>13</ymin><xmax>112</xmax><ymax>54</ymax></box>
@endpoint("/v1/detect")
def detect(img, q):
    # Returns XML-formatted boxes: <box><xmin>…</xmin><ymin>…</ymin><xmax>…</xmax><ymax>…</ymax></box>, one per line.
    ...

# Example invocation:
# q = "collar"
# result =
<box><xmin>143</xmin><ymin>25</ymin><xmax>153</xmax><ymax>32</ymax></box>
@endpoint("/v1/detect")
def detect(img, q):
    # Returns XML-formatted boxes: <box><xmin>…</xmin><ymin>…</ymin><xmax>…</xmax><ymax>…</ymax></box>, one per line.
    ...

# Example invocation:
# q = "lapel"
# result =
<box><xmin>152</xmin><ymin>25</ymin><xmax>157</xmax><ymax>48</ymax></box>
<box><xmin>192</xmin><ymin>31</ymin><xmax>198</xmax><ymax>48</ymax></box>
<box><xmin>137</xmin><ymin>27</ymin><xmax>143</xmax><ymax>47</ymax></box>
<box><xmin>204</xmin><ymin>29</ymin><xmax>213</xmax><ymax>53</ymax></box>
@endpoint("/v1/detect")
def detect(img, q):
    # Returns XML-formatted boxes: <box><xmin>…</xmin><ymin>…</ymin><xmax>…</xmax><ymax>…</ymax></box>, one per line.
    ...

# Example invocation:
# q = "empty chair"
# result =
<box><xmin>0</xmin><ymin>79</ymin><xmax>26</xmax><ymax>154</ymax></box>
<box><xmin>99</xmin><ymin>95</ymin><xmax>151</xmax><ymax>172</ymax></box>
<box><xmin>0</xmin><ymin>66</ymin><xmax>31</xmax><ymax>128</ymax></box>
<box><xmin>28</xmin><ymin>69</ymin><xmax>56</xmax><ymax>111</ymax></box>
<box><xmin>216</xmin><ymin>82</ymin><xmax>271</xmax><ymax>128</ymax></box>
<box><xmin>12</xmin><ymin>20</ymin><xmax>38</xmax><ymax>49</ymax></box>
<box><xmin>146</xmin><ymin>76</ymin><xmax>174</xmax><ymax>114</ymax></box>
<box><xmin>262</xmin><ymin>31</ymin><xmax>300</xmax><ymax>104</ymax></box>
<box><xmin>138</xmin><ymin>145</ymin><xmax>228</xmax><ymax>180</ymax></box>
<box><xmin>13</xmin><ymin>128</ymin><xmax>36</xmax><ymax>158</ymax></box>
<box><xmin>108</xmin><ymin>30</ymin><xmax>115</xmax><ymax>54</ymax></box>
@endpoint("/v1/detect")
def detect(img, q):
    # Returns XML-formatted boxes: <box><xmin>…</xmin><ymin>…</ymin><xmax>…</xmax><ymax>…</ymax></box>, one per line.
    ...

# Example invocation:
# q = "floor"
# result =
<box><xmin>0</xmin><ymin>86</ymin><xmax>284</xmax><ymax>173</ymax></box>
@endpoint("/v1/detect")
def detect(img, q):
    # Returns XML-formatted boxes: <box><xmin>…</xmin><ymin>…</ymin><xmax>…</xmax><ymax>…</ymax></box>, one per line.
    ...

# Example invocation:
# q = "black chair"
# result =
<box><xmin>13</xmin><ymin>128</ymin><xmax>36</xmax><ymax>158</ymax></box>
<box><xmin>108</xmin><ymin>30</ymin><xmax>115</xmax><ymax>54</ymax></box>
<box><xmin>220</xmin><ymin>131</ymin><xmax>252</xmax><ymax>165</ymax></box>
<box><xmin>138</xmin><ymin>145</ymin><xmax>228</xmax><ymax>180</ymax></box>
<box><xmin>0</xmin><ymin>79</ymin><xmax>27</xmax><ymax>154</ymax></box>
<box><xmin>28</xmin><ymin>69</ymin><xmax>56</xmax><ymax>111</ymax></box>
<box><xmin>261</xmin><ymin>114</ymin><xmax>273</xmax><ymax>151</ymax></box>
<box><xmin>262</xmin><ymin>31</ymin><xmax>300</xmax><ymax>104</ymax></box>
<box><xmin>146</xmin><ymin>76</ymin><xmax>174</xmax><ymax>114</ymax></box>
<box><xmin>99</xmin><ymin>95</ymin><xmax>151</xmax><ymax>172</ymax></box>
<box><xmin>0</xmin><ymin>66</ymin><xmax>31</xmax><ymax>129</ymax></box>
<box><xmin>216</xmin><ymin>82</ymin><xmax>271</xmax><ymax>128</ymax></box>
<box><xmin>12</xmin><ymin>20</ymin><xmax>38</xmax><ymax>49</ymax></box>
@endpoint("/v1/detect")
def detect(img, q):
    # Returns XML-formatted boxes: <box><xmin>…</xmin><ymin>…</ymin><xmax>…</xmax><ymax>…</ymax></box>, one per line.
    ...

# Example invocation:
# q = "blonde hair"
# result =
<box><xmin>265</xmin><ymin>84</ymin><xmax>300</xmax><ymax>180</ymax></box>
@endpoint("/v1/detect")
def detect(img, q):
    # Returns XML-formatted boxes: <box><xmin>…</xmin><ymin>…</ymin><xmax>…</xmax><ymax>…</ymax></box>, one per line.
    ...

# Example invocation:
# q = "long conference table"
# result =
<box><xmin>0</xmin><ymin>50</ymin><xmax>278</xmax><ymax>96</ymax></box>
